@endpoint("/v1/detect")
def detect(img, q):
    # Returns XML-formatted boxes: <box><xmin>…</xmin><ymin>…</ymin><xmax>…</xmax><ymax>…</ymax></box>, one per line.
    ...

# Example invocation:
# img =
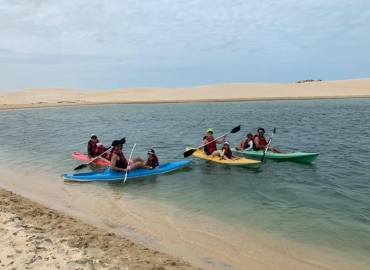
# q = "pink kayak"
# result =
<box><xmin>72</xmin><ymin>152</ymin><xmax>110</xmax><ymax>166</ymax></box>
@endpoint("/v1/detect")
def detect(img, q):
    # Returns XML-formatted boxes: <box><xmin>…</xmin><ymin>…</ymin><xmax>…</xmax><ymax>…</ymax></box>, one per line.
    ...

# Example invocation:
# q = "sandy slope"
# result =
<box><xmin>0</xmin><ymin>188</ymin><xmax>201</xmax><ymax>270</ymax></box>
<box><xmin>1</xmin><ymin>78</ymin><xmax>369</xmax><ymax>110</ymax></box>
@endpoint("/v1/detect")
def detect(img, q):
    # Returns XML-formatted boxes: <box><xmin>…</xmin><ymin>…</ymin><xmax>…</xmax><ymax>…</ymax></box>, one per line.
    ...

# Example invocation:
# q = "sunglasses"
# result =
<box><xmin>208</xmin><ymin>131</ymin><xmax>213</xmax><ymax>133</ymax></box>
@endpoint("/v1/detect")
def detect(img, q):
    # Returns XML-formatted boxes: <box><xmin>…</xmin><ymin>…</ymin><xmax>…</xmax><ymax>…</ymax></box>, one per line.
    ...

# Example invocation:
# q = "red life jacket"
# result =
<box><xmin>147</xmin><ymin>155</ymin><xmax>159</xmax><ymax>167</ymax></box>
<box><xmin>111</xmin><ymin>150</ymin><xmax>128</xmax><ymax>169</ymax></box>
<box><xmin>222</xmin><ymin>147</ymin><xmax>233</xmax><ymax>158</ymax></box>
<box><xmin>243</xmin><ymin>138</ymin><xmax>252</xmax><ymax>149</ymax></box>
<box><xmin>96</xmin><ymin>146</ymin><xmax>107</xmax><ymax>158</ymax></box>
<box><xmin>203</xmin><ymin>135</ymin><xmax>217</xmax><ymax>153</ymax></box>
<box><xmin>253</xmin><ymin>134</ymin><xmax>267</xmax><ymax>151</ymax></box>
<box><xmin>88</xmin><ymin>140</ymin><xmax>98</xmax><ymax>157</ymax></box>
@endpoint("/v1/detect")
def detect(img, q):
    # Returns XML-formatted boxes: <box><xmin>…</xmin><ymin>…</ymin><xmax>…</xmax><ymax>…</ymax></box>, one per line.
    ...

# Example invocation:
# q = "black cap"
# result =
<box><xmin>111</xmin><ymin>140</ymin><xmax>121</xmax><ymax>147</ymax></box>
<box><xmin>147</xmin><ymin>149</ymin><xmax>155</xmax><ymax>155</ymax></box>
<box><xmin>119</xmin><ymin>137</ymin><xmax>126</xmax><ymax>144</ymax></box>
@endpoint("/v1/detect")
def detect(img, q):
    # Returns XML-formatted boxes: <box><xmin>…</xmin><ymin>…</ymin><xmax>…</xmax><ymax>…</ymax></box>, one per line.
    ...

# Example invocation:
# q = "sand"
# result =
<box><xmin>0</xmin><ymin>78</ymin><xmax>369</xmax><ymax>110</ymax></box>
<box><xmin>0</xmin><ymin>188</ymin><xmax>201</xmax><ymax>270</ymax></box>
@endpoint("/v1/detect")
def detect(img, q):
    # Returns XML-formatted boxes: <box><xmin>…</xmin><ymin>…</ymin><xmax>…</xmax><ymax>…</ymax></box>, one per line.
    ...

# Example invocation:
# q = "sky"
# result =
<box><xmin>0</xmin><ymin>0</ymin><xmax>369</xmax><ymax>91</ymax></box>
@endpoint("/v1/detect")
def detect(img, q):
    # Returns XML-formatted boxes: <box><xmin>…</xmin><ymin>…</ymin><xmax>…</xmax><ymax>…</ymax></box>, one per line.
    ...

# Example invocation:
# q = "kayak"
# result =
<box><xmin>62</xmin><ymin>159</ymin><xmax>192</xmax><ymax>182</ymax></box>
<box><xmin>186</xmin><ymin>148</ymin><xmax>260</xmax><ymax>168</ymax></box>
<box><xmin>231</xmin><ymin>148</ymin><xmax>320</xmax><ymax>163</ymax></box>
<box><xmin>72</xmin><ymin>152</ymin><xmax>110</xmax><ymax>166</ymax></box>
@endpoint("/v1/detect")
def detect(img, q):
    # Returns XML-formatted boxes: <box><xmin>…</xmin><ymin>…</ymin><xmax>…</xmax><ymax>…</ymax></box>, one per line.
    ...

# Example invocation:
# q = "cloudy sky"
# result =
<box><xmin>1</xmin><ymin>0</ymin><xmax>369</xmax><ymax>91</ymax></box>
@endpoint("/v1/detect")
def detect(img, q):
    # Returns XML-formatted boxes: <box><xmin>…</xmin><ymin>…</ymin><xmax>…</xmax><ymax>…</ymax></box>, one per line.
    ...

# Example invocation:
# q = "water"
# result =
<box><xmin>1</xmin><ymin>99</ymin><xmax>370</xmax><ymax>269</ymax></box>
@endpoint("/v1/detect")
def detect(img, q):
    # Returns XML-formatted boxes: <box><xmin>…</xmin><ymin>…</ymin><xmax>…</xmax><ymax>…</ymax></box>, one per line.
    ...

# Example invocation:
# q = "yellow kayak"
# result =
<box><xmin>186</xmin><ymin>148</ymin><xmax>260</xmax><ymax>168</ymax></box>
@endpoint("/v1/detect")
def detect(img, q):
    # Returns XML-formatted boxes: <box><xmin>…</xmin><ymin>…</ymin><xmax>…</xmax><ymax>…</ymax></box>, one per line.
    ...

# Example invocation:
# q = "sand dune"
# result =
<box><xmin>1</xmin><ymin>78</ymin><xmax>369</xmax><ymax>110</ymax></box>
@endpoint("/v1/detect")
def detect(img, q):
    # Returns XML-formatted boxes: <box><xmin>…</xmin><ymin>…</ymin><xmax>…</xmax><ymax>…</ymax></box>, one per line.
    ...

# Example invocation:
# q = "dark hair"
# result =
<box><xmin>258</xmin><ymin>127</ymin><xmax>265</xmax><ymax>133</ymax></box>
<box><xmin>247</xmin><ymin>133</ymin><xmax>253</xmax><ymax>137</ymax></box>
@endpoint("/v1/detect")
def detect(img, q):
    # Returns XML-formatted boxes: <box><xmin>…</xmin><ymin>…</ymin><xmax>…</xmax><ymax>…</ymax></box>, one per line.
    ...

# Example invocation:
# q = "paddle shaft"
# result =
<box><xmin>261</xmin><ymin>128</ymin><xmax>276</xmax><ymax>162</ymax></box>
<box><xmin>199</xmin><ymin>133</ymin><xmax>228</xmax><ymax>148</ymax></box>
<box><xmin>124</xmin><ymin>143</ymin><xmax>136</xmax><ymax>184</ymax></box>
<box><xmin>90</xmin><ymin>147</ymin><xmax>112</xmax><ymax>163</ymax></box>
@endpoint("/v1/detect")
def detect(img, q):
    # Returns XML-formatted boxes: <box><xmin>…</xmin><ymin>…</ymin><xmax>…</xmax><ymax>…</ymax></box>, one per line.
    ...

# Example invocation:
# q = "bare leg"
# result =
<box><xmin>269</xmin><ymin>147</ymin><xmax>285</xmax><ymax>154</ymax></box>
<box><xmin>235</xmin><ymin>140</ymin><xmax>245</xmax><ymax>151</ymax></box>
<box><xmin>132</xmin><ymin>156</ymin><xmax>145</xmax><ymax>163</ymax></box>
<box><xmin>128</xmin><ymin>161</ymin><xmax>147</xmax><ymax>170</ymax></box>
<box><xmin>211</xmin><ymin>150</ymin><xmax>222</xmax><ymax>157</ymax></box>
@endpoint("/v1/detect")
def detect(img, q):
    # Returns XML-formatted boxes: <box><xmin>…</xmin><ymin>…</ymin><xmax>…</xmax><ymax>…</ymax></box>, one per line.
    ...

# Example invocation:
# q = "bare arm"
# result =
<box><xmin>215</xmin><ymin>134</ymin><xmax>227</xmax><ymax>144</ymax></box>
<box><xmin>110</xmin><ymin>154</ymin><xmax>127</xmax><ymax>172</ymax></box>
<box><xmin>198</xmin><ymin>139</ymin><xmax>209</xmax><ymax>149</ymax></box>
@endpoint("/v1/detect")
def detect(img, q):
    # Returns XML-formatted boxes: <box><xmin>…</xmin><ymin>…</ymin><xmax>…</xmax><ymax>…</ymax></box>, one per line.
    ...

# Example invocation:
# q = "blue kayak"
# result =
<box><xmin>62</xmin><ymin>159</ymin><xmax>192</xmax><ymax>182</ymax></box>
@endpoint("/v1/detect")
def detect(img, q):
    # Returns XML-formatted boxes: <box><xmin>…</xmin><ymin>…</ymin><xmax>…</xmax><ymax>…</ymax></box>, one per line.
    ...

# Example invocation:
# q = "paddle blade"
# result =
<box><xmin>184</xmin><ymin>148</ymin><xmax>196</xmax><ymax>158</ymax></box>
<box><xmin>230</xmin><ymin>125</ymin><xmax>241</xmax><ymax>133</ymax></box>
<box><xmin>74</xmin><ymin>164</ymin><xmax>87</xmax><ymax>171</ymax></box>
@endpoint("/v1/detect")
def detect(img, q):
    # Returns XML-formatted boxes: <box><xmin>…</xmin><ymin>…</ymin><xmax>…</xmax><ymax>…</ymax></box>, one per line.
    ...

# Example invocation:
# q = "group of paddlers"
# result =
<box><xmin>87</xmin><ymin>127</ymin><xmax>290</xmax><ymax>171</ymax></box>
<box><xmin>199</xmin><ymin>127</ymin><xmax>291</xmax><ymax>161</ymax></box>
<box><xmin>87</xmin><ymin>134</ymin><xmax>159</xmax><ymax>172</ymax></box>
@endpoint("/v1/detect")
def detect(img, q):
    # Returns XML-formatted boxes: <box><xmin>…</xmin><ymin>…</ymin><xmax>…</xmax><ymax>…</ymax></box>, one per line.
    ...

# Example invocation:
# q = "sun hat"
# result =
<box><xmin>91</xmin><ymin>134</ymin><xmax>97</xmax><ymax>139</ymax></box>
<box><xmin>147</xmin><ymin>149</ymin><xmax>155</xmax><ymax>155</ymax></box>
<box><xmin>206</xmin><ymin>128</ymin><xmax>214</xmax><ymax>133</ymax></box>
<box><xmin>96</xmin><ymin>142</ymin><xmax>103</xmax><ymax>147</ymax></box>
<box><xmin>224</xmin><ymin>141</ymin><xmax>230</xmax><ymax>145</ymax></box>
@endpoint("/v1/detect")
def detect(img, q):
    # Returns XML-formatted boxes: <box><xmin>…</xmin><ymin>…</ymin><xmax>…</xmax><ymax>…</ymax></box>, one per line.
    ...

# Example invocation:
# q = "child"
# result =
<box><xmin>220</xmin><ymin>141</ymin><xmax>239</xmax><ymax>161</ymax></box>
<box><xmin>95</xmin><ymin>142</ymin><xmax>110</xmax><ymax>162</ymax></box>
<box><xmin>146</xmin><ymin>149</ymin><xmax>159</xmax><ymax>169</ymax></box>
<box><xmin>235</xmin><ymin>133</ymin><xmax>254</xmax><ymax>151</ymax></box>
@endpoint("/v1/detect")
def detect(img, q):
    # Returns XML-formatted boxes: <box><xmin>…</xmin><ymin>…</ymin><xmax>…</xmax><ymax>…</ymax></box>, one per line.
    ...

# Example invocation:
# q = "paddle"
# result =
<box><xmin>74</xmin><ymin>147</ymin><xmax>112</xmax><ymax>170</ymax></box>
<box><xmin>183</xmin><ymin>125</ymin><xmax>241</xmax><ymax>158</ymax></box>
<box><xmin>261</xmin><ymin>127</ymin><xmax>276</xmax><ymax>162</ymax></box>
<box><xmin>124</xmin><ymin>143</ymin><xmax>136</xmax><ymax>184</ymax></box>
<box><xmin>73</xmin><ymin>137</ymin><xmax>126</xmax><ymax>171</ymax></box>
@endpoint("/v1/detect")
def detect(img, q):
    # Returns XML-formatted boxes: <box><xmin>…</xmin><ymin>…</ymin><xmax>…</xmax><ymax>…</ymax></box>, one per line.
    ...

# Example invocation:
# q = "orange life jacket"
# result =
<box><xmin>146</xmin><ymin>155</ymin><xmax>159</xmax><ymax>167</ymax></box>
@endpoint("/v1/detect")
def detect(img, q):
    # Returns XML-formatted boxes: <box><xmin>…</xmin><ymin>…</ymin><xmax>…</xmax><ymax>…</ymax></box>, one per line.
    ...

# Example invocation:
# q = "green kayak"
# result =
<box><xmin>231</xmin><ymin>148</ymin><xmax>320</xmax><ymax>163</ymax></box>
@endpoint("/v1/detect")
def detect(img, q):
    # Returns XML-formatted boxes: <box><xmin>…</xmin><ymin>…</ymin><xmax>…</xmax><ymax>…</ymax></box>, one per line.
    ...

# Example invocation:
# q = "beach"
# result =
<box><xmin>0</xmin><ymin>78</ymin><xmax>369</xmax><ymax>110</ymax></box>
<box><xmin>0</xmin><ymin>188</ymin><xmax>200</xmax><ymax>270</ymax></box>
<box><xmin>1</xmin><ymin>79</ymin><xmax>370</xmax><ymax>270</ymax></box>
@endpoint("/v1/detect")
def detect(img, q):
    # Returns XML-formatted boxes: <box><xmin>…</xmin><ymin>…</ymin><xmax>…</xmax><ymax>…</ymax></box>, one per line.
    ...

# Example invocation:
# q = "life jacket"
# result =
<box><xmin>111</xmin><ymin>149</ymin><xmax>128</xmax><ymax>169</ymax></box>
<box><xmin>88</xmin><ymin>140</ymin><xmax>98</xmax><ymax>157</ymax></box>
<box><xmin>253</xmin><ymin>134</ymin><xmax>267</xmax><ymax>151</ymax></box>
<box><xmin>147</xmin><ymin>155</ymin><xmax>159</xmax><ymax>167</ymax></box>
<box><xmin>96</xmin><ymin>145</ymin><xmax>107</xmax><ymax>158</ymax></box>
<box><xmin>203</xmin><ymin>135</ymin><xmax>217</xmax><ymax>153</ymax></box>
<box><xmin>243</xmin><ymin>138</ymin><xmax>252</xmax><ymax>150</ymax></box>
<box><xmin>222</xmin><ymin>147</ymin><xmax>233</xmax><ymax>159</ymax></box>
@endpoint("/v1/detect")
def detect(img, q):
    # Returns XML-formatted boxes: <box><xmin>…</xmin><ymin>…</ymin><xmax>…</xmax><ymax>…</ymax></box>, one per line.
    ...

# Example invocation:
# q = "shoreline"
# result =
<box><xmin>1</xmin><ymin>78</ymin><xmax>369</xmax><ymax>111</ymax></box>
<box><xmin>0</xmin><ymin>187</ymin><xmax>201</xmax><ymax>270</ymax></box>
<box><xmin>1</xmin><ymin>95</ymin><xmax>369</xmax><ymax>111</ymax></box>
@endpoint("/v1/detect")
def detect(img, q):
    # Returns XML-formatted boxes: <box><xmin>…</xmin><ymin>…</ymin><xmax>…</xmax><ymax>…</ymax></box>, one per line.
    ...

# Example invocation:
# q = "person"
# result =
<box><xmin>235</xmin><ymin>133</ymin><xmax>254</xmax><ymax>151</ymax></box>
<box><xmin>146</xmin><ymin>149</ymin><xmax>159</xmax><ymax>170</ymax></box>
<box><xmin>220</xmin><ymin>141</ymin><xmax>239</xmax><ymax>161</ymax></box>
<box><xmin>87</xmin><ymin>134</ymin><xmax>99</xmax><ymax>160</ymax></box>
<box><xmin>95</xmin><ymin>142</ymin><xmax>110</xmax><ymax>162</ymax></box>
<box><xmin>110</xmin><ymin>140</ymin><xmax>147</xmax><ymax>172</ymax></box>
<box><xmin>253</xmin><ymin>127</ymin><xmax>290</xmax><ymax>154</ymax></box>
<box><xmin>198</xmin><ymin>128</ymin><xmax>227</xmax><ymax>157</ymax></box>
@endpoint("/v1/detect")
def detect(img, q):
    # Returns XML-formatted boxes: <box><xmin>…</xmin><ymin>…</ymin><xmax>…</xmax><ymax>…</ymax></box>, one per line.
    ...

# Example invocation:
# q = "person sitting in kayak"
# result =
<box><xmin>235</xmin><ymin>133</ymin><xmax>254</xmax><ymax>151</ymax></box>
<box><xmin>87</xmin><ymin>134</ymin><xmax>99</xmax><ymax>160</ymax></box>
<box><xmin>95</xmin><ymin>142</ymin><xmax>110</xmax><ymax>162</ymax></box>
<box><xmin>146</xmin><ymin>149</ymin><xmax>159</xmax><ymax>170</ymax></box>
<box><xmin>198</xmin><ymin>128</ymin><xmax>227</xmax><ymax>157</ymax></box>
<box><xmin>110</xmin><ymin>140</ymin><xmax>147</xmax><ymax>172</ymax></box>
<box><xmin>253</xmin><ymin>127</ymin><xmax>287</xmax><ymax>153</ymax></box>
<box><xmin>220</xmin><ymin>141</ymin><xmax>239</xmax><ymax>161</ymax></box>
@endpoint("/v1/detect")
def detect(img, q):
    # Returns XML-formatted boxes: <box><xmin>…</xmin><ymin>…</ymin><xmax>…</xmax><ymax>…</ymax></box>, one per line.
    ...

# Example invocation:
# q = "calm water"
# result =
<box><xmin>1</xmin><ymin>99</ymin><xmax>370</xmax><ymax>268</ymax></box>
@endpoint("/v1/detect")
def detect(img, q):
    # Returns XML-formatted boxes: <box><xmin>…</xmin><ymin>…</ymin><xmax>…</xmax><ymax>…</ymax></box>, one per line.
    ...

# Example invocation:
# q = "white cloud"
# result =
<box><xmin>0</xmin><ymin>0</ymin><xmax>369</xmax><ymax>90</ymax></box>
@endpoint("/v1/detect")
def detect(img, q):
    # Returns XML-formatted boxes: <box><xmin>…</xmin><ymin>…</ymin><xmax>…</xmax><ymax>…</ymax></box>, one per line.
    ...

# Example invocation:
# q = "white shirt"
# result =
<box><xmin>245</xmin><ymin>140</ymin><xmax>253</xmax><ymax>151</ymax></box>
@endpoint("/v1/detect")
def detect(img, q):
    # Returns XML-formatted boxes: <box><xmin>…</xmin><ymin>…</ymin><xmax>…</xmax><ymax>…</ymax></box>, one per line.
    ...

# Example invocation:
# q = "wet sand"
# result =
<box><xmin>0</xmin><ymin>188</ymin><xmax>201</xmax><ymax>270</ymax></box>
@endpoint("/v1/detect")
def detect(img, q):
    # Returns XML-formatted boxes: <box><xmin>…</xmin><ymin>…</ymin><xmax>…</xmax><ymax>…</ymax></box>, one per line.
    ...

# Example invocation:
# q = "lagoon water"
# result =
<box><xmin>0</xmin><ymin>99</ymin><xmax>369</xmax><ymax>269</ymax></box>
